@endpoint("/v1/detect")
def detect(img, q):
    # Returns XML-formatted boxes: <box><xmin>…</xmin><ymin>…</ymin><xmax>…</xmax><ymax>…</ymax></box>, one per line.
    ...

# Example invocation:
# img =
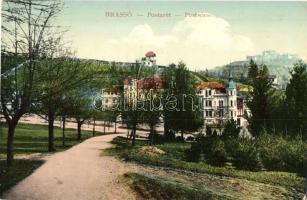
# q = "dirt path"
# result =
<box><xmin>4</xmin><ymin>134</ymin><xmax>137</xmax><ymax>200</ymax></box>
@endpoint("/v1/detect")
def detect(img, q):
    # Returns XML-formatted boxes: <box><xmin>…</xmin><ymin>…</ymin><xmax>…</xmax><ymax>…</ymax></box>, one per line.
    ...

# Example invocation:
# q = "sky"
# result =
<box><xmin>57</xmin><ymin>1</ymin><xmax>307</xmax><ymax>70</ymax></box>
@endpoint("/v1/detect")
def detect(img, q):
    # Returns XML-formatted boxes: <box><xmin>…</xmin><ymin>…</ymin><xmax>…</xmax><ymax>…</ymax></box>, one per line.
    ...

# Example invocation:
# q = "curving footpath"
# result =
<box><xmin>4</xmin><ymin>134</ymin><xmax>137</xmax><ymax>200</ymax></box>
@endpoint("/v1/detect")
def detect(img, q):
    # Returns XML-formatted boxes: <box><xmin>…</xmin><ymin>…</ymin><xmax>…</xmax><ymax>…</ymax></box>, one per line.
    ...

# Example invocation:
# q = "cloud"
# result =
<box><xmin>97</xmin><ymin>14</ymin><xmax>254</xmax><ymax>70</ymax></box>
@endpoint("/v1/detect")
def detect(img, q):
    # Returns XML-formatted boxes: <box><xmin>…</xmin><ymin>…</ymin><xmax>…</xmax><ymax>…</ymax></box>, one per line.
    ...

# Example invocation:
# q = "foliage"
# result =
<box><xmin>247</xmin><ymin>61</ymin><xmax>275</xmax><ymax>136</ymax></box>
<box><xmin>257</xmin><ymin>134</ymin><xmax>306</xmax><ymax>174</ymax></box>
<box><xmin>185</xmin><ymin>142</ymin><xmax>202</xmax><ymax>162</ymax></box>
<box><xmin>106</xmin><ymin>136</ymin><xmax>305</xmax><ymax>193</ymax></box>
<box><xmin>148</xmin><ymin>132</ymin><xmax>164</xmax><ymax>145</ymax></box>
<box><xmin>204</xmin><ymin>138</ymin><xmax>228</xmax><ymax>167</ymax></box>
<box><xmin>163</xmin><ymin>130</ymin><xmax>176</xmax><ymax>142</ymax></box>
<box><xmin>231</xmin><ymin>139</ymin><xmax>262</xmax><ymax>171</ymax></box>
<box><xmin>222</xmin><ymin>119</ymin><xmax>241</xmax><ymax>139</ymax></box>
<box><xmin>162</xmin><ymin>62</ymin><xmax>203</xmax><ymax>137</ymax></box>
<box><xmin>285</xmin><ymin>61</ymin><xmax>307</xmax><ymax>138</ymax></box>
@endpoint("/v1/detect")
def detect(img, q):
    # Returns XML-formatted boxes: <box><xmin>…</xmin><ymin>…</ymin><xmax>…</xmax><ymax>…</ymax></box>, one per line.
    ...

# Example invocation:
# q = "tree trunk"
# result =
<box><xmin>132</xmin><ymin>123</ymin><xmax>136</xmax><ymax>146</ymax></box>
<box><xmin>48</xmin><ymin>109</ymin><xmax>56</xmax><ymax>152</ymax></box>
<box><xmin>92</xmin><ymin>118</ymin><xmax>96</xmax><ymax>136</ymax></box>
<box><xmin>150</xmin><ymin>123</ymin><xmax>154</xmax><ymax>145</ymax></box>
<box><xmin>77</xmin><ymin>120</ymin><xmax>82</xmax><ymax>141</ymax></box>
<box><xmin>114</xmin><ymin>120</ymin><xmax>117</xmax><ymax>134</ymax></box>
<box><xmin>6</xmin><ymin>121</ymin><xmax>17</xmax><ymax>166</ymax></box>
<box><xmin>62</xmin><ymin>115</ymin><xmax>66</xmax><ymax>147</ymax></box>
<box><xmin>103</xmin><ymin>121</ymin><xmax>106</xmax><ymax>134</ymax></box>
<box><xmin>164</xmin><ymin>121</ymin><xmax>169</xmax><ymax>136</ymax></box>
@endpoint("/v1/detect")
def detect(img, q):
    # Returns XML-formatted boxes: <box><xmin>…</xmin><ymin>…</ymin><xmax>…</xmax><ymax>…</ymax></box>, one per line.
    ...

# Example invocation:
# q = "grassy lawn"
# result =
<box><xmin>105</xmin><ymin>136</ymin><xmax>306</xmax><ymax>199</ymax></box>
<box><xmin>124</xmin><ymin>172</ymin><xmax>234</xmax><ymax>200</ymax></box>
<box><xmin>0</xmin><ymin>159</ymin><xmax>44</xmax><ymax>196</ymax></box>
<box><xmin>0</xmin><ymin>122</ymin><xmax>98</xmax><ymax>197</ymax></box>
<box><xmin>0</xmin><ymin>122</ymin><xmax>96</xmax><ymax>155</ymax></box>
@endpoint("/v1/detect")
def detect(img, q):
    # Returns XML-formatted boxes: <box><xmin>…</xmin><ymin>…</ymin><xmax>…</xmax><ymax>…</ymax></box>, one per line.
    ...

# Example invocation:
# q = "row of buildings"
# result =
<box><xmin>101</xmin><ymin>51</ymin><xmax>250</xmax><ymax>134</ymax></box>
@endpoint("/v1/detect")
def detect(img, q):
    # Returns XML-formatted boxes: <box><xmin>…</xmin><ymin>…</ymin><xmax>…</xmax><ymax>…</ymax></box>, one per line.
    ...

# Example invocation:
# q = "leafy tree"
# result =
<box><xmin>247</xmin><ymin>62</ymin><xmax>275</xmax><ymax>137</ymax></box>
<box><xmin>163</xmin><ymin>62</ymin><xmax>203</xmax><ymax>139</ymax></box>
<box><xmin>248</xmin><ymin>59</ymin><xmax>258</xmax><ymax>83</ymax></box>
<box><xmin>285</xmin><ymin>61</ymin><xmax>307</xmax><ymax>139</ymax></box>
<box><xmin>1</xmin><ymin>0</ymin><xmax>63</xmax><ymax>165</ymax></box>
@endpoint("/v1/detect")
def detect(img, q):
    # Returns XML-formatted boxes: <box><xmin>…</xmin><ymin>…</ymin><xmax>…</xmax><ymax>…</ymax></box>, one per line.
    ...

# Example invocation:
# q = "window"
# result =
<box><xmin>230</xmin><ymin>100</ymin><xmax>233</xmax><ymax>107</ymax></box>
<box><xmin>219</xmin><ymin>100</ymin><xmax>223</xmax><ymax>107</ymax></box>
<box><xmin>230</xmin><ymin>91</ymin><xmax>232</xmax><ymax>96</ymax></box>
<box><xmin>208</xmin><ymin>100</ymin><xmax>212</xmax><ymax>107</ymax></box>
<box><xmin>230</xmin><ymin>111</ymin><xmax>233</xmax><ymax>117</ymax></box>
<box><xmin>219</xmin><ymin>110</ymin><xmax>224</xmax><ymax>117</ymax></box>
<box><xmin>105</xmin><ymin>99</ymin><xmax>109</xmax><ymax>103</ymax></box>
<box><xmin>208</xmin><ymin>90</ymin><xmax>211</xmax><ymax>95</ymax></box>
<box><xmin>205</xmin><ymin>90</ymin><xmax>208</xmax><ymax>97</ymax></box>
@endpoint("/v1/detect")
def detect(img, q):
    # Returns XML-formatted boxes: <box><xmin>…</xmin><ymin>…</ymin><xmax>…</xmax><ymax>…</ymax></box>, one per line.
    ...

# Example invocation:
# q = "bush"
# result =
<box><xmin>232</xmin><ymin>139</ymin><xmax>262</xmax><ymax>171</ymax></box>
<box><xmin>185</xmin><ymin>142</ymin><xmax>202</xmax><ymax>162</ymax></box>
<box><xmin>257</xmin><ymin>135</ymin><xmax>286</xmax><ymax>171</ymax></box>
<box><xmin>175</xmin><ymin>136</ymin><xmax>185</xmax><ymax>142</ymax></box>
<box><xmin>186</xmin><ymin>136</ymin><xmax>195</xmax><ymax>141</ymax></box>
<box><xmin>204</xmin><ymin>138</ymin><xmax>228</xmax><ymax>166</ymax></box>
<box><xmin>164</xmin><ymin>130</ymin><xmax>176</xmax><ymax>142</ymax></box>
<box><xmin>258</xmin><ymin>135</ymin><xmax>306</xmax><ymax>174</ymax></box>
<box><xmin>148</xmin><ymin>131</ymin><xmax>164</xmax><ymax>145</ymax></box>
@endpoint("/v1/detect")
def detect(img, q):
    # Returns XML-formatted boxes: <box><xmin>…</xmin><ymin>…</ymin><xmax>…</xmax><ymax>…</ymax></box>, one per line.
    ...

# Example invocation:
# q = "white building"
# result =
<box><xmin>197</xmin><ymin>78</ymin><xmax>249</xmax><ymax>133</ymax></box>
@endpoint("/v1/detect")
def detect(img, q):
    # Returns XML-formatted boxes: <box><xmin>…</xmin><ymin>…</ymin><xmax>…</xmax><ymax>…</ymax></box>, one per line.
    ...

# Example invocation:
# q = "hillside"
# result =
<box><xmin>203</xmin><ymin>50</ymin><xmax>303</xmax><ymax>88</ymax></box>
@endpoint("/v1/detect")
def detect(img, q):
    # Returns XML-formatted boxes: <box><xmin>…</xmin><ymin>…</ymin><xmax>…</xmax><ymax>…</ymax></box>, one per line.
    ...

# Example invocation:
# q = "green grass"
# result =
<box><xmin>105</xmin><ymin>136</ymin><xmax>306</xmax><ymax>194</ymax></box>
<box><xmin>0</xmin><ymin>159</ymin><xmax>44</xmax><ymax>196</ymax></box>
<box><xmin>124</xmin><ymin>172</ymin><xmax>234</xmax><ymax>200</ymax></box>
<box><xmin>0</xmin><ymin>122</ymin><xmax>97</xmax><ymax>155</ymax></box>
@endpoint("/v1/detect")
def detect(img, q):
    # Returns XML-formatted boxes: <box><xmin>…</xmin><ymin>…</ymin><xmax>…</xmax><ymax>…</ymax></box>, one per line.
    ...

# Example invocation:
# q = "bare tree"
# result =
<box><xmin>1</xmin><ymin>0</ymin><xmax>63</xmax><ymax>166</ymax></box>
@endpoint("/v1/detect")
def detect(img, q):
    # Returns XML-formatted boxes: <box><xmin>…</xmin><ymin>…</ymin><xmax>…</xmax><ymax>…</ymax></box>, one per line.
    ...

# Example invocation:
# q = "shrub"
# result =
<box><xmin>232</xmin><ymin>139</ymin><xmax>262</xmax><ymax>171</ymax></box>
<box><xmin>185</xmin><ymin>142</ymin><xmax>202</xmax><ymax>162</ymax></box>
<box><xmin>204</xmin><ymin>138</ymin><xmax>228</xmax><ymax>166</ymax></box>
<box><xmin>282</xmin><ymin>139</ymin><xmax>306</xmax><ymax>174</ymax></box>
<box><xmin>186</xmin><ymin>136</ymin><xmax>195</xmax><ymax>141</ymax></box>
<box><xmin>164</xmin><ymin>130</ymin><xmax>176</xmax><ymax>142</ymax></box>
<box><xmin>258</xmin><ymin>135</ymin><xmax>306</xmax><ymax>174</ymax></box>
<box><xmin>175</xmin><ymin>136</ymin><xmax>185</xmax><ymax>142</ymax></box>
<box><xmin>148</xmin><ymin>131</ymin><xmax>164</xmax><ymax>145</ymax></box>
<box><xmin>257</xmin><ymin>135</ymin><xmax>286</xmax><ymax>171</ymax></box>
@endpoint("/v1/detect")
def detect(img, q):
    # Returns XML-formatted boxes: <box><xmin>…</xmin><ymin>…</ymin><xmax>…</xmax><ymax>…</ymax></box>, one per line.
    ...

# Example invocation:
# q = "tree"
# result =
<box><xmin>163</xmin><ymin>62</ymin><xmax>203</xmax><ymax>139</ymax></box>
<box><xmin>1</xmin><ymin>0</ymin><xmax>63</xmax><ymax>165</ymax></box>
<box><xmin>120</xmin><ymin>63</ymin><xmax>154</xmax><ymax>146</ymax></box>
<box><xmin>140</xmin><ymin>91</ymin><xmax>162</xmax><ymax>145</ymax></box>
<box><xmin>285</xmin><ymin>61</ymin><xmax>307</xmax><ymax>139</ymax></box>
<box><xmin>247</xmin><ymin>63</ymin><xmax>275</xmax><ymax>136</ymax></box>
<box><xmin>222</xmin><ymin>119</ymin><xmax>241</xmax><ymax>139</ymax></box>
<box><xmin>34</xmin><ymin>56</ymin><xmax>96</xmax><ymax>150</ymax></box>
<box><xmin>248</xmin><ymin>59</ymin><xmax>258</xmax><ymax>83</ymax></box>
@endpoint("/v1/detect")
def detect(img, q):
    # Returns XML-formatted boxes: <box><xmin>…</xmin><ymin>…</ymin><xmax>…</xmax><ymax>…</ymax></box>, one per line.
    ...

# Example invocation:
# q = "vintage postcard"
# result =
<box><xmin>1</xmin><ymin>1</ymin><xmax>306</xmax><ymax>199</ymax></box>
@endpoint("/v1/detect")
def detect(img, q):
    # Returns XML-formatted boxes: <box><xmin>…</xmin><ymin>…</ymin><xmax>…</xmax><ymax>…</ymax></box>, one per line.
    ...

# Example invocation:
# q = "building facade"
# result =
<box><xmin>197</xmin><ymin>78</ymin><xmax>249</xmax><ymax>133</ymax></box>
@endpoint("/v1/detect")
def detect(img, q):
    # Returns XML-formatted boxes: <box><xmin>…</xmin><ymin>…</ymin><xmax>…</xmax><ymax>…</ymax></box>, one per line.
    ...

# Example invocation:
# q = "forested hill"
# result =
<box><xmin>201</xmin><ymin>50</ymin><xmax>304</xmax><ymax>88</ymax></box>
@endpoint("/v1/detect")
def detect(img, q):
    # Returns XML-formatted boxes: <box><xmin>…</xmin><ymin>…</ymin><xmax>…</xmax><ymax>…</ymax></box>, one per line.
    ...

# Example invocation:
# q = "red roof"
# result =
<box><xmin>196</xmin><ymin>82</ymin><xmax>225</xmax><ymax>92</ymax></box>
<box><xmin>145</xmin><ymin>51</ymin><xmax>156</xmax><ymax>58</ymax></box>
<box><xmin>104</xmin><ymin>85</ymin><xmax>122</xmax><ymax>94</ymax></box>
<box><xmin>137</xmin><ymin>77</ymin><xmax>165</xmax><ymax>90</ymax></box>
<box><xmin>124</xmin><ymin>76</ymin><xmax>133</xmax><ymax>85</ymax></box>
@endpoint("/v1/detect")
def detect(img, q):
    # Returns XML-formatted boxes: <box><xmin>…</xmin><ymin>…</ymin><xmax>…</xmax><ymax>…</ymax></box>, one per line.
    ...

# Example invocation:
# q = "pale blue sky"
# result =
<box><xmin>57</xmin><ymin>1</ymin><xmax>307</xmax><ymax>69</ymax></box>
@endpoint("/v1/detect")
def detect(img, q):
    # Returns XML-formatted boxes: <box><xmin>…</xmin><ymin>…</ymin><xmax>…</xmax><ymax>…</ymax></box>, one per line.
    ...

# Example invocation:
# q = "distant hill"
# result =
<box><xmin>203</xmin><ymin>50</ymin><xmax>303</xmax><ymax>88</ymax></box>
